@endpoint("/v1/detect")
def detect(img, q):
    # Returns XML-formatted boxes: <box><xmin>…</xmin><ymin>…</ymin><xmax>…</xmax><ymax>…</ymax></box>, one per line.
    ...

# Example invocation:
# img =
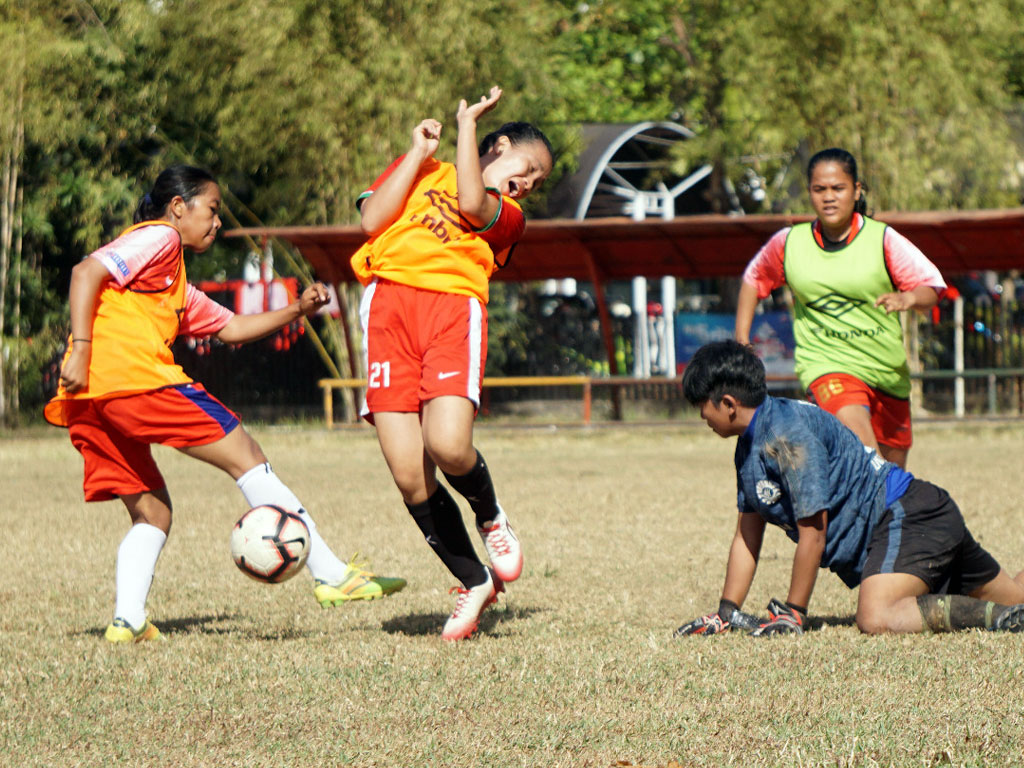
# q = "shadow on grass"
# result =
<box><xmin>807</xmin><ymin>614</ymin><xmax>857</xmax><ymax>631</ymax></box>
<box><xmin>74</xmin><ymin>612</ymin><xmax>324</xmax><ymax>641</ymax></box>
<box><xmin>381</xmin><ymin>604</ymin><xmax>543</xmax><ymax>637</ymax></box>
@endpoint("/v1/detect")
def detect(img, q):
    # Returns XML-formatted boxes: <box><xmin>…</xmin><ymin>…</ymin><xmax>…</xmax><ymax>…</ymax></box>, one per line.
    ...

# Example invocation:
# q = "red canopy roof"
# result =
<box><xmin>226</xmin><ymin>209</ymin><xmax>1024</xmax><ymax>284</ymax></box>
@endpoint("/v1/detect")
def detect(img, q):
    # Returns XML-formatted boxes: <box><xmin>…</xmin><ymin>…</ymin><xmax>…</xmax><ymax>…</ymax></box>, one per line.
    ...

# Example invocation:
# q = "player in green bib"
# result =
<box><xmin>736</xmin><ymin>149</ymin><xmax>946</xmax><ymax>468</ymax></box>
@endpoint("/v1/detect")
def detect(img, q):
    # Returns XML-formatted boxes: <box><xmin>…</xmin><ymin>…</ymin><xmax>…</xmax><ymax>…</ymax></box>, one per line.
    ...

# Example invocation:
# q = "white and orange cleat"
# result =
<box><xmin>477</xmin><ymin>506</ymin><xmax>523</xmax><ymax>582</ymax></box>
<box><xmin>441</xmin><ymin>567</ymin><xmax>505</xmax><ymax>641</ymax></box>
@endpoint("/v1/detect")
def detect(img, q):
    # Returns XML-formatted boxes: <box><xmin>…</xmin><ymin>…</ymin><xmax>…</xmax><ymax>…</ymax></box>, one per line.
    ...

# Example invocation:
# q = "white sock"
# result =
<box><xmin>114</xmin><ymin>523</ymin><xmax>167</xmax><ymax>630</ymax></box>
<box><xmin>235</xmin><ymin>463</ymin><xmax>348</xmax><ymax>583</ymax></box>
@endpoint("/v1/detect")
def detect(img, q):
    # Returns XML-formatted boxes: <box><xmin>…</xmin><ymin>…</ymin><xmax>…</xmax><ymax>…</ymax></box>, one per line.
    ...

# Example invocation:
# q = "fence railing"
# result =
<box><xmin>318</xmin><ymin>369</ymin><xmax>1024</xmax><ymax>428</ymax></box>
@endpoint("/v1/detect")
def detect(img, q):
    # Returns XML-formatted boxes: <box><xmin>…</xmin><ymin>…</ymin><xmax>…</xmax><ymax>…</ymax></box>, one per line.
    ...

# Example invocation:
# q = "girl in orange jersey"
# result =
<box><xmin>46</xmin><ymin>165</ymin><xmax>405</xmax><ymax>644</ymax></box>
<box><xmin>353</xmin><ymin>87</ymin><xmax>553</xmax><ymax>640</ymax></box>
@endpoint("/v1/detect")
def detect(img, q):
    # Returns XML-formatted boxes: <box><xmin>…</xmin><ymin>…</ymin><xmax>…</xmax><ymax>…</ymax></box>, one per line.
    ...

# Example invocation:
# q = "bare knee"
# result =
<box><xmin>879</xmin><ymin>444</ymin><xmax>908</xmax><ymax>469</ymax></box>
<box><xmin>123</xmin><ymin>489</ymin><xmax>173</xmax><ymax>535</ymax></box>
<box><xmin>855</xmin><ymin>611</ymin><xmax>891</xmax><ymax>635</ymax></box>
<box><xmin>387</xmin><ymin>464</ymin><xmax>435</xmax><ymax>505</ymax></box>
<box><xmin>233</xmin><ymin>428</ymin><xmax>269</xmax><ymax>470</ymax></box>
<box><xmin>424</xmin><ymin>435</ymin><xmax>474</xmax><ymax>475</ymax></box>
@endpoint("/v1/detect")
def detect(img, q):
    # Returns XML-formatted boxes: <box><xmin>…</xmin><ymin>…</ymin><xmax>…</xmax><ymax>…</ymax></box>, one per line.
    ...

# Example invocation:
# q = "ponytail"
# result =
<box><xmin>134</xmin><ymin>164</ymin><xmax>218</xmax><ymax>224</ymax></box>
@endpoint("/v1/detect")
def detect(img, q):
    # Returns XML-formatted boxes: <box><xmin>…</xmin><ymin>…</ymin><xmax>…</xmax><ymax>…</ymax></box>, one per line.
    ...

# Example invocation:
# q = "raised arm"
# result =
<box><xmin>455</xmin><ymin>85</ymin><xmax>502</xmax><ymax>229</ymax></box>
<box><xmin>59</xmin><ymin>257</ymin><xmax>113</xmax><ymax>393</ymax></box>
<box><xmin>359</xmin><ymin>119</ymin><xmax>442</xmax><ymax>237</ymax></box>
<box><xmin>215</xmin><ymin>283</ymin><xmax>329</xmax><ymax>345</ymax></box>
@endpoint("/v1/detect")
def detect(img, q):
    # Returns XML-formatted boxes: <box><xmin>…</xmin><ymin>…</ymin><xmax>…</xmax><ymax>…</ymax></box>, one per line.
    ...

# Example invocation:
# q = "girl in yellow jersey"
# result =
<box><xmin>47</xmin><ymin>165</ymin><xmax>404</xmax><ymax>643</ymax></box>
<box><xmin>353</xmin><ymin>87</ymin><xmax>553</xmax><ymax>640</ymax></box>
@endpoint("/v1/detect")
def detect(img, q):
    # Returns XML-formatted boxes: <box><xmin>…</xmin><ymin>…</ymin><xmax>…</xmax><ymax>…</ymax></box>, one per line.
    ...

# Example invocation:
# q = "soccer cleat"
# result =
<box><xmin>991</xmin><ymin>603</ymin><xmax>1024</xmax><ymax>632</ymax></box>
<box><xmin>441</xmin><ymin>568</ymin><xmax>505</xmax><ymax>641</ymax></box>
<box><xmin>314</xmin><ymin>554</ymin><xmax>407</xmax><ymax>607</ymax></box>
<box><xmin>104</xmin><ymin>617</ymin><xmax>162</xmax><ymax>644</ymax></box>
<box><xmin>477</xmin><ymin>506</ymin><xmax>523</xmax><ymax>582</ymax></box>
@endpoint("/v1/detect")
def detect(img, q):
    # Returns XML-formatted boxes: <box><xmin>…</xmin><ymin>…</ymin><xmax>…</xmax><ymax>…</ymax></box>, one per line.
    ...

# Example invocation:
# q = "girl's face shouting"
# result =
<box><xmin>481</xmin><ymin>138</ymin><xmax>553</xmax><ymax>201</ymax></box>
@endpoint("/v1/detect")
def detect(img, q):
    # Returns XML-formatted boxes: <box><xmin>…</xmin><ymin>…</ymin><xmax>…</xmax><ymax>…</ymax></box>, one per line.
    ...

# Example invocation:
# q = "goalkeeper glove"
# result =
<box><xmin>751</xmin><ymin>597</ymin><xmax>806</xmax><ymax>636</ymax></box>
<box><xmin>674</xmin><ymin>599</ymin><xmax>760</xmax><ymax>637</ymax></box>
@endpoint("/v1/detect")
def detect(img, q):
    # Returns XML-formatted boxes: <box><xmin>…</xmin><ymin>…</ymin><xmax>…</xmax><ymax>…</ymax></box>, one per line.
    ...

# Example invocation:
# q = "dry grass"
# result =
<box><xmin>2</xmin><ymin>421</ymin><xmax>1024</xmax><ymax>767</ymax></box>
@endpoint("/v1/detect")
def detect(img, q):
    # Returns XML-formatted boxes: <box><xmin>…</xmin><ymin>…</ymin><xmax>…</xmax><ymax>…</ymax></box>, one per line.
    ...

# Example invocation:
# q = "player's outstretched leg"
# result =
<box><xmin>442</xmin><ymin>567</ymin><xmax>505</xmax><ymax>641</ymax></box>
<box><xmin>234</xmin><ymin>461</ymin><xmax>406</xmax><ymax>606</ymax></box>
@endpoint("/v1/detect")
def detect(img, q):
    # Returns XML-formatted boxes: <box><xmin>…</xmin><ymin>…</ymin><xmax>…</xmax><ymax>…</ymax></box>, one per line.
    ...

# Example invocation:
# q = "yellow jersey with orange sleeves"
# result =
<box><xmin>351</xmin><ymin>158</ymin><xmax>524</xmax><ymax>304</ymax></box>
<box><xmin>44</xmin><ymin>222</ymin><xmax>194</xmax><ymax>427</ymax></box>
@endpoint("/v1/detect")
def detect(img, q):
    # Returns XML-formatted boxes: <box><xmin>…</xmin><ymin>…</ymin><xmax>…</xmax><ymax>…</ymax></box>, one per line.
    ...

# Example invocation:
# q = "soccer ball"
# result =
<box><xmin>230</xmin><ymin>505</ymin><xmax>310</xmax><ymax>583</ymax></box>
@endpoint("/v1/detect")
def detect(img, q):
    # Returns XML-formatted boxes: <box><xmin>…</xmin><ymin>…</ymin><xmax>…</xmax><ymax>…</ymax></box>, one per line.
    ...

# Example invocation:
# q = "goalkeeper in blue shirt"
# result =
<box><xmin>675</xmin><ymin>340</ymin><xmax>1024</xmax><ymax>637</ymax></box>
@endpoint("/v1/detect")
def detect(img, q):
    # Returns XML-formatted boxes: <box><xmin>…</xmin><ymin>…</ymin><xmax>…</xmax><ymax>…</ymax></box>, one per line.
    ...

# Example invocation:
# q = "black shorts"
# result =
<box><xmin>861</xmin><ymin>479</ymin><xmax>1001</xmax><ymax>594</ymax></box>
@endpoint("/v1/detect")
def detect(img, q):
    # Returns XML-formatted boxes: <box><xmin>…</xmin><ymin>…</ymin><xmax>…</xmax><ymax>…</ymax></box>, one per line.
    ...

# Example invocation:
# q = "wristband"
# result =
<box><xmin>72</xmin><ymin>338</ymin><xmax>92</xmax><ymax>343</ymax></box>
<box><xmin>718</xmin><ymin>598</ymin><xmax>739</xmax><ymax>621</ymax></box>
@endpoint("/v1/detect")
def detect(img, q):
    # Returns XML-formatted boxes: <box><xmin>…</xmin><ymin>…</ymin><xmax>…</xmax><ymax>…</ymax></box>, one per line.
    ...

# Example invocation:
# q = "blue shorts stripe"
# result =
<box><xmin>175</xmin><ymin>384</ymin><xmax>239</xmax><ymax>434</ymax></box>
<box><xmin>881</xmin><ymin>500</ymin><xmax>905</xmax><ymax>573</ymax></box>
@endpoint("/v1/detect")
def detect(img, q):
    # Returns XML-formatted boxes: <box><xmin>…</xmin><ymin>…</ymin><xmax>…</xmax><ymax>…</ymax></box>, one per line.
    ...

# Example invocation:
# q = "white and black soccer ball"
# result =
<box><xmin>230</xmin><ymin>505</ymin><xmax>310</xmax><ymax>584</ymax></box>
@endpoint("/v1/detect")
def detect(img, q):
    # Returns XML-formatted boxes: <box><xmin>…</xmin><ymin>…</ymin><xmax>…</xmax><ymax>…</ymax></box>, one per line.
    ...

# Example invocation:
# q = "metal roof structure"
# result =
<box><xmin>227</xmin><ymin>209</ymin><xmax>1024</xmax><ymax>285</ymax></box>
<box><xmin>541</xmin><ymin>122</ymin><xmax>719</xmax><ymax>220</ymax></box>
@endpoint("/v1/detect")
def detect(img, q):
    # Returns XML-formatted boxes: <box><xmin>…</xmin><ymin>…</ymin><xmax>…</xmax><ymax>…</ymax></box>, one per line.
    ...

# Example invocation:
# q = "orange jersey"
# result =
<box><xmin>351</xmin><ymin>158</ymin><xmax>524</xmax><ymax>304</ymax></box>
<box><xmin>45</xmin><ymin>222</ymin><xmax>230</xmax><ymax>427</ymax></box>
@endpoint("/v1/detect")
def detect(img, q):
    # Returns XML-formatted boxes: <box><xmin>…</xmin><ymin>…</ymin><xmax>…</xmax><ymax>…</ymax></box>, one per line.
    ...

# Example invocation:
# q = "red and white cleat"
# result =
<box><xmin>441</xmin><ymin>568</ymin><xmax>505</xmax><ymax>641</ymax></box>
<box><xmin>477</xmin><ymin>506</ymin><xmax>523</xmax><ymax>582</ymax></box>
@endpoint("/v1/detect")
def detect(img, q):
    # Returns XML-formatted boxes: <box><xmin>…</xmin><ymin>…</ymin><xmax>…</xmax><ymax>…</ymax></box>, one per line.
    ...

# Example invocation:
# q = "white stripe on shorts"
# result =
<box><xmin>357</xmin><ymin>280</ymin><xmax>377</xmax><ymax>419</ymax></box>
<box><xmin>467</xmin><ymin>297</ymin><xmax>483</xmax><ymax>406</ymax></box>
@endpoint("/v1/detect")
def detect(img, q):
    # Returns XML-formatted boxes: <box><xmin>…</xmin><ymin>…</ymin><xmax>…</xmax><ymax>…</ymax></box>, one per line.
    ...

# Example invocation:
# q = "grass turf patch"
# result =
<box><xmin>2</xmin><ymin>424</ymin><xmax>1023</xmax><ymax>766</ymax></box>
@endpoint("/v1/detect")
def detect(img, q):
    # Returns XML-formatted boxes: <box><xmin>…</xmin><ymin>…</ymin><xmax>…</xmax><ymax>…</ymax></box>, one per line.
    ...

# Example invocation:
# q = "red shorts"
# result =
<box><xmin>66</xmin><ymin>383</ymin><xmax>240</xmax><ymax>501</ymax></box>
<box><xmin>359</xmin><ymin>280</ymin><xmax>487</xmax><ymax>420</ymax></box>
<box><xmin>808</xmin><ymin>373</ymin><xmax>912</xmax><ymax>450</ymax></box>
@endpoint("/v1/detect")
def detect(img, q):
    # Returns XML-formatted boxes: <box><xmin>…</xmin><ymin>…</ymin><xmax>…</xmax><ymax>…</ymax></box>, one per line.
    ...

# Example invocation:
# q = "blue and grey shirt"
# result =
<box><xmin>734</xmin><ymin>396</ymin><xmax>911</xmax><ymax>588</ymax></box>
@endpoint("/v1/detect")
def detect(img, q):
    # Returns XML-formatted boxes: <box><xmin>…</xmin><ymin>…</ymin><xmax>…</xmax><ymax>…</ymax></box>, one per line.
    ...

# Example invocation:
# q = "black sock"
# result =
<box><xmin>916</xmin><ymin>594</ymin><xmax>1002</xmax><ymax>632</ymax></box>
<box><xmin>406</xmin><ymin>485</ymin><xmax>486</xmax><ymax>588</ymax></box>
<box><xmin>443</xmin><ymin>450</ymin><xmax>499</xmax><ymax>529</ymax></box>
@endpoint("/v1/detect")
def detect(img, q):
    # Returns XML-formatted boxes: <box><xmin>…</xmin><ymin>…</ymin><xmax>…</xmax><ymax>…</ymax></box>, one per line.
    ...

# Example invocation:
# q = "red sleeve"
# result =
<box><xmin>355</xmin><ymin>155</ymin><xmax>405</xmax><ymax>210</ymax></box>
<box><xmin>178</xmin><ymin>284</ymin><xmax>235</xmax><ymax>338</ymax></box>
<box><xmin>741</xmin><ymin>228</ymin><xmax>790</xmax><ymax>298</ymax></box>
<box><xmin>476</xmin><ymin>192</ymin><xmax>525</xmax><ymax>254</ymax></box>
<box><xmin>883</xmin><ymin>227</ymin><xmax>946</xmax><ymax>293</ymax></box>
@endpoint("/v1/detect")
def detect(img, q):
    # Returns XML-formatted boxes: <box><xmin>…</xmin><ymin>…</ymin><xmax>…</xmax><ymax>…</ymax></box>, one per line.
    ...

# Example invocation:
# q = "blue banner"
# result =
<box><xmin>675</xmin><ymin>312</ymin><xmax>796</xmax><ymax>377</ymax></box>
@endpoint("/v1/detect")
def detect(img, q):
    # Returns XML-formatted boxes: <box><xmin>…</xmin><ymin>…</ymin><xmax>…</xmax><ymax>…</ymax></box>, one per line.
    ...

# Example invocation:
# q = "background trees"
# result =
<box><xmin>2</xmin><ymin>0</ymin><xmax>1023</xmax><ymax>420</ymax></box>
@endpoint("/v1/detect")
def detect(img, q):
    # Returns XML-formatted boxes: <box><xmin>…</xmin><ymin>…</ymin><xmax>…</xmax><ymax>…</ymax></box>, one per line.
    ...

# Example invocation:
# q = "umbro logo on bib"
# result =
<box><xmin>806</xmin><ymin>292</ymin><xmax>864</xmax><ymax>319</ymax></box>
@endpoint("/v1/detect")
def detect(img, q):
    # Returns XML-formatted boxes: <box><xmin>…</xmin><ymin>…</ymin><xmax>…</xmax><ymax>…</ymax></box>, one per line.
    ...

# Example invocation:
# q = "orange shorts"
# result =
<box><xmin>808</xmin><ymin>373</ymin><xmax>912</xmax><ymax>450</ymax></box>
<box><xmin>359</xmin><ymin>280</ymin><xmax>487</xmax><ymax>420</ymax></box>
<box><xmin>66</xmin><ymin>383</ymin><xmax>240</xmax><ymax>501</ymax></box>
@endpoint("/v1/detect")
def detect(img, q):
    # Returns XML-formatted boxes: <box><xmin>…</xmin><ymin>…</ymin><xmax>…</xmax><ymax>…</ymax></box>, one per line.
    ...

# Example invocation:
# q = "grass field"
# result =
<box><xmin>2</xmin><ymin>421</ymin><xmax>1024</xmax><ymax>767</ymax></box>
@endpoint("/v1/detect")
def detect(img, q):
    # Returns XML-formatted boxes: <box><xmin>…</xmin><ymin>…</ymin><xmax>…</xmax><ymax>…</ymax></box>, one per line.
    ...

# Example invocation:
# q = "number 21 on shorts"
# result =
<box><xmin>368</xmin><ymin>361</ymin><xmax>390</xmax><ymax>388</ymax></box>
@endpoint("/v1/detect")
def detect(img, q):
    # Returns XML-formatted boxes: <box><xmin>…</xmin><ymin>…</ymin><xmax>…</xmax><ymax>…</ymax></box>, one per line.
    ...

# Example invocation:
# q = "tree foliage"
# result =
<box><xmin>2</xmin><ymin>0</ymin><xmax>1024</xmax><ymax>417</ymax></box>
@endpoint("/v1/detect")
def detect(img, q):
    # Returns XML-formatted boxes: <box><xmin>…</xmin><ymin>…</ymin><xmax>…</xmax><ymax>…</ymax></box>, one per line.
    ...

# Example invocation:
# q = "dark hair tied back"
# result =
<box><xmin>478</xmin><ymin>121</ymin><xmax>553</xmax><ymax>159</ymax></box>
<box><xmin>806</xmin><ymin>147</ymin><xmax>867</xmax><ymax>215</ymax></box>
<box><xmin>133</xmin><ymin>164</ymin><xmax>218</xmax><ymax>224</ymax></box>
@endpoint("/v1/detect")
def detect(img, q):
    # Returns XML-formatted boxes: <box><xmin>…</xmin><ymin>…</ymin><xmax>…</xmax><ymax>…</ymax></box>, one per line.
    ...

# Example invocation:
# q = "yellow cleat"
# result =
<box><xmin>314</xmin><ymin>554</ymin><xmax>406</xmax><ymax>607</ymax></box>
<box><xmin>104</xmin><ymin>617</ymin><xmax>162</xmax><ymax>644</ymax></box>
